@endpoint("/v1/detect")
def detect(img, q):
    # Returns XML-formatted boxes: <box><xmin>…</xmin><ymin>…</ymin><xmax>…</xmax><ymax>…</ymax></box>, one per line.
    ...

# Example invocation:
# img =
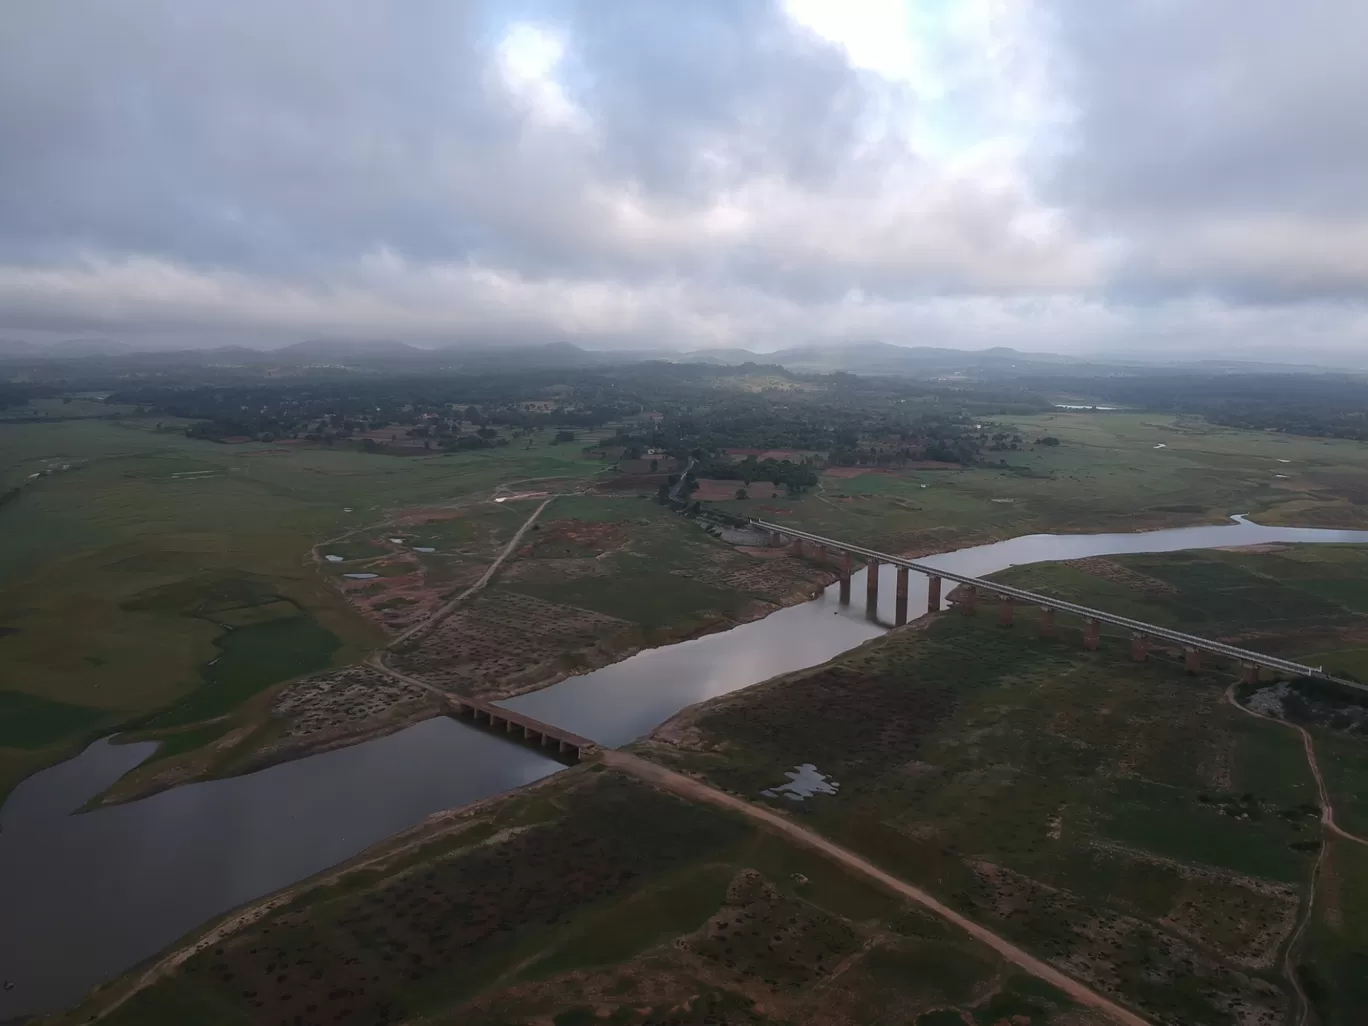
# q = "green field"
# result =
<box><xmin>646</xmin><ymin>598</ymin><xmax>1335</xmax><ymax>1024</ymax></box>
<box><xmin>0</xmin><ymin>417</ymin><xmax>613</xmax><ymax>802</ymax></box>
<box><xmin>58</xmin><ymin>772</ymin><xmax>1096</xmax><ymax>1026</ymax></box>
<box><xmin>505</xmin><ymin>498</ymin><xmax>766</xmax><ymax>631</ymax></box>
<box><xmin>719</xmin><ymin>411</ymin><xmax>1368</xmax><ymax>552</ymax></box>
<box><xmin>633</xmin><ymin>541</ymin><xmax>1368</xmax><ymax>1023</ymax></box>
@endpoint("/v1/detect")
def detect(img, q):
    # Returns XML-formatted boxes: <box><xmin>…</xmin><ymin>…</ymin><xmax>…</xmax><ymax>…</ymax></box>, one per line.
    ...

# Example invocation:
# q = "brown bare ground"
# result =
<box><xmin>388</xmin><ymin>589</ymin><xmax>635</xmax><ymax>696</ymax></box>
<box><xmin>691</xmin><ymin>479</ymin><xmax>785</xmax><ymax>500</ymax></box>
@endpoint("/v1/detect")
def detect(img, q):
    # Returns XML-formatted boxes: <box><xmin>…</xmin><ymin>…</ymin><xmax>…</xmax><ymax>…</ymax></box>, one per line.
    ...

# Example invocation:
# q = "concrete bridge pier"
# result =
<box><xmin>1184</xmin><ymin>648</ymin><xmax>1201</xmax><ymax>674</ymax></box>
<box><xmin>998</xmin><ymin>596</ymin><xmax>1015</xmax><ymax>627</ymax></box>
<box><xmin>894</xmin><ymin>566</ymin><xmax>909</xmax><ymax>626</ymax></box>
<box><xmin>866</xmin><ymin>558</ymin><xmax>881</xmax><ymax>618</ymax></box>
<box><xmin>1083</xmin><ymin>618</ymin><xmax>1101</xmax><ymax>650</ymax></box>
<box><xmin>1130</xmin><ymin>633</ymin><xmax>1149</xmax><ymax>662</ymax></box>
<box><xmin>927</xmin><ymin>575</ymin><xmax>942</xmax><ymax>612</ymax></box>
<box><xmin>839</xmin><ymin>550</ymin><xmax>852</xmax><ymax>605</ymax></box>
<box><xmin>1039</xmin><ymin>606</ymin><xmax>1056</xmax><ymax>638</ymax></box>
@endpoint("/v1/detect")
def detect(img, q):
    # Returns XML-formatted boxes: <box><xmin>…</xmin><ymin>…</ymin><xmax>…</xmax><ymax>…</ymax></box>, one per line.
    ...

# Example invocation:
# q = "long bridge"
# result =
<box><xmin>748</xmin><ymin>517</ymin><xmax>1368</xmax><ymax>693</ymax></box>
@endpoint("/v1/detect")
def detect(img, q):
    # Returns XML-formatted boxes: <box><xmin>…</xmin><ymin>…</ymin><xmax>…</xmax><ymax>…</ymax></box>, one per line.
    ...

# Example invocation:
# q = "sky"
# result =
<box><xmin>1</xmin><ymin>0</ymin><xmax>1366</xmax><ymax>359</ymax></box>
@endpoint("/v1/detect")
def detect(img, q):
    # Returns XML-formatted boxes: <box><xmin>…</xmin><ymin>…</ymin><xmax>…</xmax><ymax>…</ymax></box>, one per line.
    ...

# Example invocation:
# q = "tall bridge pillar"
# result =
<box><xmin>1083</xmin><ymin>618</ymin><xmax>1101</xmax><ymax>650</ymax></box>
<box><xmin>1038</xmin><ymin>606</ymin><xmax>1056</xmax><ymax>638</ymax></box>
<box><xmin>1130</xmin><ymin>633</ymin><xmax>1149</xmax><ymax>662</ymax></box>
<box><xmin>866</xmin><ymin>558</ymin><xmax>881</xmax><ymax>618</ymax></box>
<box><xmin>927</xmin><ymin>574</ymin><xmax>942</xmax><ymax>612</ymax></box>
<box><xmin>839</xmin><ymin>550</ymin><xmax>852</xmax><ymax>605</ymax></box>
<box><xmin>895</xmin><ymin>566</ymin><xmax>909</xmax><ymax>626</ymax></box>
<box><xmin>1184</xmin><ymin>648</ymin><xmax>1201</xmax><ymax>674</ymax></box>
<box><xmin>998</xmin><ymin>596</ymin><xmax>1015</xmax><ymax>627</ymax></box>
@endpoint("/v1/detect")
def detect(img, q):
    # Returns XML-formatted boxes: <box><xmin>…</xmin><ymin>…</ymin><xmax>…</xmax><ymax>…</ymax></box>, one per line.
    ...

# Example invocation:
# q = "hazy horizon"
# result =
<box><xmin>3</xmin><ymin>2</ymin><xmax>1366</xmax><ymax>361</ymax></box>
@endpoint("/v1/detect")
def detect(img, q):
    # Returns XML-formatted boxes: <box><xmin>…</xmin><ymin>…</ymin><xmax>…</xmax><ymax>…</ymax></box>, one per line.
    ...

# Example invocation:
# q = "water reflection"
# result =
<box><xmin>0</xmin><ymin>719</ymin><xmax>559</xmax><ymax>1021</ymax></box>
<box><xmin>504</xmin><ymin>517</ymin><xmax>1368</xmax><ymax>746</ymax></box>
<box><xmin>10</xmin><ymin>516</ymin><xmax>1368</xmax><ymax>1018</ymax></box>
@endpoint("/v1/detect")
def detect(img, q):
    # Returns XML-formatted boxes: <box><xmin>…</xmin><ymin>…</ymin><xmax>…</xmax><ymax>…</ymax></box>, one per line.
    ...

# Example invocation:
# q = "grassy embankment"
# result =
<box><xmin>53</xmin><ymin>770</ymin><xmax>1102</xmax><ymax>1026</ymax></box>
<box><xmin>633</xmin><ymin>543</ymin><xmax>1368</xmax><ymax>1024</ymax></box>
<box><xmin>0</xmin><ymin>415</ymin><xmax>612</xmax><ymax>803</ymax></box>
<box><xmin>997</xmin><ymin>545</ymin><xmax>1368</xmax><ymax>1026</ymax></box>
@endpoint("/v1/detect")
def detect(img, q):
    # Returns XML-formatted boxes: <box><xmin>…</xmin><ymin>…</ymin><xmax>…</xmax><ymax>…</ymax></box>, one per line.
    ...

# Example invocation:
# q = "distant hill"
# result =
<box><xmin>674</xmin><ymin>342</ymin><xmax>1080</xmax><ymax>378</ymax></box>
<box><xmin>0</xmin><ymin>338</ymin><xmax>135</xmax><ymax>359</ymax></box>
<box><xmin>48</xmin><ymin>338</ymin><xmax>136</xmax><ymax>357</ymax></box>
<box><xmin>274</xmin><ymin>339</ymin><xmax>426</xmax><ymax>360</ymax></box>
<box><xmin>0</xmin><ymin>339</ymin><xmax>40</xmax><ymax>358</ymax></box>
<box><xmin>433</xmin><ymin>341</ymin><xmax>600</xmax><ymax>370</ymax></box>
<box><xmin>679</xmin><ymin>348</ymin><xmax>766</xmax><ymax>366</ymax></box>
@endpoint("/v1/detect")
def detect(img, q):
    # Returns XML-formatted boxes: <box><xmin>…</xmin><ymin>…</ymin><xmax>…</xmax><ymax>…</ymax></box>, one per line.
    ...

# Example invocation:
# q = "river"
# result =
<box><xmin>5</xmin><ymin>516</ymin><xmax>1368</xmax><ymax>1019</ymax></box>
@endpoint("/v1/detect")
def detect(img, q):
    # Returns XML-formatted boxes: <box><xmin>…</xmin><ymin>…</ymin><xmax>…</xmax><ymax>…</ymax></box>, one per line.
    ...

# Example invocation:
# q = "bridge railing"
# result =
<box><xmin>745</xmin><ymin>516</ymin><xmax>1367</xmax><ymax>693</ymax></box>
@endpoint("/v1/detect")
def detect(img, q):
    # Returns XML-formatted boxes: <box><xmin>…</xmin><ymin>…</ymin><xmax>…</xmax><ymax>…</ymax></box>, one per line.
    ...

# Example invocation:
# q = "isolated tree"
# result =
<box><xmin>735</xmin><ymin>487</ymin><xmax>748</xmax><ymax>500</ymax></box>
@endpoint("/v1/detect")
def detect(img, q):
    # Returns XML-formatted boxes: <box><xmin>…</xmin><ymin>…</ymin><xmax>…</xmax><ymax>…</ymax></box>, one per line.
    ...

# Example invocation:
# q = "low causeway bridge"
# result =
<box><xmin>446</xmin><ymin>696</ymin><xmax>597</xmax><ymax>763</ymax></box>
<box><xmin>749</xmin><ymin>518</ymin><xmax>1368</xmax><ymax>694</ymax></box>
<box><xmin>370</xmin><ymin>655</ymin><xmax>597</xmax><ymax>763</ymax></box>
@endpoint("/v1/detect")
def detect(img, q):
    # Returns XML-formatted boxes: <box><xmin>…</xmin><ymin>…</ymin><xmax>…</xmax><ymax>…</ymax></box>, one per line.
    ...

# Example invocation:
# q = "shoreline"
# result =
<box><xmin>32</xmin><ymin>508</ymin><xmax>1320</xmax><ymax>811</ymax></box>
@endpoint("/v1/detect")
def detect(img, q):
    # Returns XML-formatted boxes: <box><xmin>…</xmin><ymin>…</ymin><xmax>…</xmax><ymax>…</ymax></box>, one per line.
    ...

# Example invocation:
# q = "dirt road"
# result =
<box><xmin>1223</xmin><ymin>683</ymin><xmax>1368</xmax><ymax>1025</ymax></box>
<box><xmin>1224</xmin><ymin>685</ymin><xmax>1368</xmax><ymax>849</ymax></box>
<box><xmin>600</xmin><ymin>750</ymin><xmax>1152</xmax><ymax>1026</ymax></box>
<box><xmin>389</xmin><ymin>495</ymin><xmax>554</xmax><ymax>647</ymax></box>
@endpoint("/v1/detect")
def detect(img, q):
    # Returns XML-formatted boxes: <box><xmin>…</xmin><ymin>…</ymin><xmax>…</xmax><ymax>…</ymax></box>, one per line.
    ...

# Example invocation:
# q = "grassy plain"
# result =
<box><xmin>644</xmin><ymin>609</ymin><xmax>1328</xmax><ymax>1024</ymax></box>
<box><xmin>0</xmin><ymin>416</ymin><xmax>611</xmax><ymax>802</ymax></box>
<box><xmin>723</xmin><ymin>411</ymin><xmax>1368</xmax><ymax>553</ymax></box>
<box><xmin>56</xmin><ymin>771</ymin><xmax>1100</xmax><ymax>1026</ymax></box>
<box><xmin>633</xmin><ymin>542</ymin><xmax>1368</xmax><ymax>1023</ymax></box>
<box><xmin>385</xmin><ymin>494</ymin><xmax>839</xmax><ymax>699</ymax></box>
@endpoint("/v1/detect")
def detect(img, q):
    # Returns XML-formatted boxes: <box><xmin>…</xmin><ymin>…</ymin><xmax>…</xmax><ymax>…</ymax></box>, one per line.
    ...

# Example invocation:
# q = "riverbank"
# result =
<box><xmin>13</xmin><ymin>519</ymin><xmax>1368</xmax><ymax>1021</ymax></box>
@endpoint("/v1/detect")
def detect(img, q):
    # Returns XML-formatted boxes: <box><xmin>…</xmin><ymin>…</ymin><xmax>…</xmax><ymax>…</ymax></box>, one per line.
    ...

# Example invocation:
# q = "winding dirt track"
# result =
<box><xmin>389</xmin><ymin>495</ymin><xmax>555</xmax><ymax>647</ymax></box>
<box><xmin>1224</xmin><ymin>684</ymin><xmax>1368</xmax><ymax>1025</ymax></box>
<box><xmin>601</xmin><ymin>750</ymin><xmax>1152</xmax><ymax>1026</ymax></box>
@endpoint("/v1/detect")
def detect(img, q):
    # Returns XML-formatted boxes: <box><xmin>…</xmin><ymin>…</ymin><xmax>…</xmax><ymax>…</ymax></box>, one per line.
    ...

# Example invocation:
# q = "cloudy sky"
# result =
<box><xmin>2</xmin><ymin>0</ymin><xmax>1366</xmax><ymax>358</ymax></box>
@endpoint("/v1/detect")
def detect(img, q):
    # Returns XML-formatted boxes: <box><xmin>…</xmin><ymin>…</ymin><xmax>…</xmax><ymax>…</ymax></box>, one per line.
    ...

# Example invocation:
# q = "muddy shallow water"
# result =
<box><xmin>5</xmin><ymin>516</ymin><xmax>1368</xmax><ymax>1019</ymax></box>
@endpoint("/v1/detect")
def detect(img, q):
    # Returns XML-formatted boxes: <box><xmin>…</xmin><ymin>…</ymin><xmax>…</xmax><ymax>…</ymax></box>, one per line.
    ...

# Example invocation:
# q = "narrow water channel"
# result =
<box><xmin>5</xmin><ymin>516</ymin><xmax>1368</xmax><ymax>1019</ymax></box>
<box><xmin>502</xmin><ymin>517</ymin><xmax>1368</xmax><ymax>744</ymax></box>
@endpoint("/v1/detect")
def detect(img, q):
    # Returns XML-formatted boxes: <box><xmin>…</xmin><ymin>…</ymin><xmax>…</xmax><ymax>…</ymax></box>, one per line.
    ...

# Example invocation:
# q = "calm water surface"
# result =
<box><xmin>0</xmin><ymin>720</ymin><xmax>557</xmax><ymax>1020</ymax></box>
<box><xmin>504</xmin><ymin>517</ymin><xmax>1368</xmax><ymax>744</ymax></box>
<box><xmin>7</xmin><ymin>516</ymin><xmax>1368</xmax><ymax>1019</ymax></box>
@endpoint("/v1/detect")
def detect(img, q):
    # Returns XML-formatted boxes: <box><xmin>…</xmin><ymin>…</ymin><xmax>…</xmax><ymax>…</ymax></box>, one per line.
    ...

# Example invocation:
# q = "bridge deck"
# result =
<box><xmin>447</xmin><ymin>694</ymin><xmax>596</xmax><ymax>752</ymax></box>
<box><xmin>749</xmin><ymin>517</ymin><xmax>1368</xmax><ymax>694</ymax></box>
